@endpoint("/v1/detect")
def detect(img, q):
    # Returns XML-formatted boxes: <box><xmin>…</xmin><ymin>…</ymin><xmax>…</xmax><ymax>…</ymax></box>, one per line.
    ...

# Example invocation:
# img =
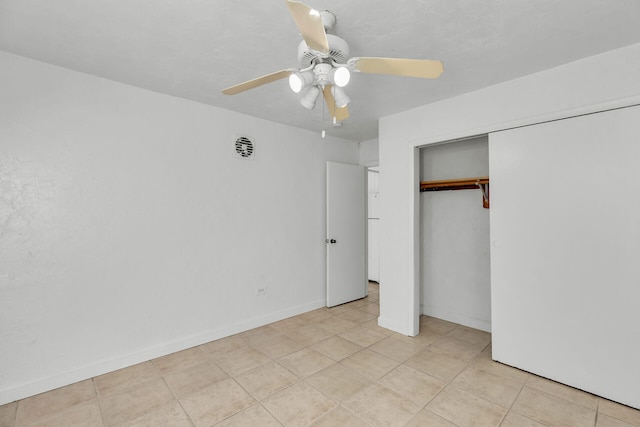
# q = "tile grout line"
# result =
<box><xmin>254</xmin><ymin>399</ymin><xmax>286</xmax><ymax>427</ymax></box>
<box><xmin>258</xmin><ymin>379</ymin><xmax>319</xmax><ymax>426</ymax></box>
<box><xmin>220</xmin><ymin>330</ymin><xmax>304</xmax><ymax>425</ymax></box>
<box><xmin>149</xmin><ymin>358</ymin><xmax>199</xmax><ymax>427</ymax></box>
<box><xmin>299</xmin><ymin>363</ymin><xmax>377</xmax><ymax>426</ymax></box>
<box><xmin>370</xmin><ymin>366</ymin><xmax>443</xmax><ymax>427</ymax></box>
<box><xmin>249</xmin><ymin>303</ymin><xmax>377</xmax><ymax>426</ymax></box>
<box><xmin>333</xmin><ymin>404</ymin><xmax>376</xmax><ymax>427</ymax></box>
<box><xmin>406</xmin><ymin>342</ymin><xmax>483</xmax><ymax>426</ymax></box>
<box><xmin>597</xmin><ymin>400</ymin><xmax>640</xmax><ymax>426</ymax></box>
<box><xmin>7</xmin><ymin>400</ymin><xmax>17</xmax><ymax>427</ymax></box>
<box><xmin>92</xmin><ymin>378</ymin><xmax>109</xmax><ymax>427</ymax></box>
<box><xmin>12</xmin><ymin>399</ymin><xmax>20</xmax><ymax>427</ymax></box>
<box><xmin>11</xmin><ymin>381</ymin><xmax>103</xmax><ymax>427</ymax></box>
<box><xmin>217</xmin><ymin>376</ymin><xmax>262</xmax><ymax>425</ymax></box>
<box><xmin>496</xmin><ymin>369</ymin><xmax>531</xmax><ymax>426</ymax></box>
<box><xmin>296</xmin><ymin>378</ymin><xmax>341</xmax><ymax>426</ymax></box>
<box><xmin>524</xmin><ymin>378</ymin><xmax>599</xmax><ymax>412</ymax></box>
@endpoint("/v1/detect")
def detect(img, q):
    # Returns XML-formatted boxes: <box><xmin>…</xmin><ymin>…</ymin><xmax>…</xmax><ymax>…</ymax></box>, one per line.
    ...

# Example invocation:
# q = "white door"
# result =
<box><xmin>326</xmin><ymin>161</ymin><xmax>367</xmax><ymax>307</ymax></box>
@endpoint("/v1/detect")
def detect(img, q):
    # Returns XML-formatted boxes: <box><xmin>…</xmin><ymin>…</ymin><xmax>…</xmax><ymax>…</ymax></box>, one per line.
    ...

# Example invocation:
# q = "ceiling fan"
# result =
<box><xmin>222</xmin><ymin>0</ymin><xmax>444</xmax><ymax>123</ymax></box>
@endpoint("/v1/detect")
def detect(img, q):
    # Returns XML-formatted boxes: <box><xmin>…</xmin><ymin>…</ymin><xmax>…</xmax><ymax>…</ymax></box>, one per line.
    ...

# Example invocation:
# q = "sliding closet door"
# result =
<box><xmin>489</xmin><ymin>105</ymin><xmax>640</xmax><ymax>409</ymax></box>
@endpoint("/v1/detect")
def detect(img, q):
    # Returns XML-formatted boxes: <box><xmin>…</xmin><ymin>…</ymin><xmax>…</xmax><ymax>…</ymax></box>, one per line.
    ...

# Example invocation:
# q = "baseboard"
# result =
<box><xmin>377</xmin><ymin>316</ymin><xmax>414</xmax><ymax>336</ymax></box>
<box><xmin>421</xmin><ymin>306</ymin><xmax>492</xmax><ymax>333</ymax></box>
<box><xmin>0</xmin><ymin>299</ymin><xmax>325</xmax><ymax>405</ymax></box>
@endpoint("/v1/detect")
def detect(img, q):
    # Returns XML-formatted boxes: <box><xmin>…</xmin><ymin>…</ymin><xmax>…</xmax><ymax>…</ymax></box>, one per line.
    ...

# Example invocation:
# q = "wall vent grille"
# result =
<box><xmin>234</xmin><ymin>136</ymin><xmax>255</xmax><ymax>159</ymax></box>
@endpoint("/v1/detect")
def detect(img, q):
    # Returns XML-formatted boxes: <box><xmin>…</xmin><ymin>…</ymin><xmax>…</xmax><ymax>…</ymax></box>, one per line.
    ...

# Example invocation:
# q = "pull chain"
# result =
<box><xmin>321</xmin><ymin>85</ymin><xmax>326</xmax><ymax>138</ymax></box>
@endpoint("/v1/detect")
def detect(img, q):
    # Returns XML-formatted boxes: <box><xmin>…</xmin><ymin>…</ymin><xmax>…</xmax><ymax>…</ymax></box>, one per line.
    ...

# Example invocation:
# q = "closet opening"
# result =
<box><xmin>418</xmin><ymin>135</ymin><xmax>491</xmax><ymax>332</ymax></box>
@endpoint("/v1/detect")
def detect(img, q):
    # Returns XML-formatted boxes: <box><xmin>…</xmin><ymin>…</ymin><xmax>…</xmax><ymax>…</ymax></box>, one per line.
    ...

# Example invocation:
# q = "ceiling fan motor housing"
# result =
<box><xmin>297</xmin><ymin>34</ymin><xmax>350</xmax><ymax>67</ymax></box>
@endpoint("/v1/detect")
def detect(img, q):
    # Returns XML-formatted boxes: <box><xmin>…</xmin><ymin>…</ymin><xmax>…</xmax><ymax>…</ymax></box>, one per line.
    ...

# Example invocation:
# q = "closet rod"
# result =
<box><xmin>420</xmin><ymin>176</ymin><xmax>490</xmax><ymax>208</ymax></box>
<box><xmin>420</xmin><ymin>176</ymin><xmax>489</xmax><ymax>192</ymax></box>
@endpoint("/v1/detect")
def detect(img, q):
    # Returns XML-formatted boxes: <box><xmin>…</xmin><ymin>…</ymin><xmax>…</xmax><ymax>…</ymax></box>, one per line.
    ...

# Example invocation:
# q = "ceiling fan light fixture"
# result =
<box><xmin>224</xmin><ymin>1</ymin><xmax>444</xmax><ymax>126</ymax></box>
<box><xmin>333</xmin><ymin>67</ymin><xmax>350</xmax><ymax>87</ymax></box>
<box><xmin>300</xmin><ymin>86</ymin><xmax>321</xmax><ymax>110</ymax></box>
<box><xmin>330</xmin><ymin>85</ymin><xmax>351</xmax><ymax>108</ymax></box>
<box><xmin>289</xmin><ymin>70</ymin><xmax>314</xmax><ymax>93</ymax></box>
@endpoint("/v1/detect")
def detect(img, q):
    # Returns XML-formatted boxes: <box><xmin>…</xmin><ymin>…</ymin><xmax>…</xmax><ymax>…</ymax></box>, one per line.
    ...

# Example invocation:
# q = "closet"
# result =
<box><xmin>419</xmin><ymin>136</ymin><xmax>491</xmax><ymax>332</ymax></box>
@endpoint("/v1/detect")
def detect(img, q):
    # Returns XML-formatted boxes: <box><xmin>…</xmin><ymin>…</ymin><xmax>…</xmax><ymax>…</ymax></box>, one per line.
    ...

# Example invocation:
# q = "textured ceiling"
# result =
<box><xmin>1</xmin><ymin>0</ymin><xmax>639</xmax><ymax>141</ymax></box>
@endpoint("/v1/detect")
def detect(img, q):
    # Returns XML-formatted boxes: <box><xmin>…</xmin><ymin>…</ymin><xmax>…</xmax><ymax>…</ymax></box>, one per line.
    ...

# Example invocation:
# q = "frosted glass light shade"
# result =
<box><xmin>289</xmin><ymin>71</ymin><xmax>314</xmax><ymax>93</ymax></box>
<box><xmin>300</xmin><ymin>86</ymin><xmax>321</xmax><ymax>110</ymax></box>
<box><xmin>334</xmin><ymin>67</ymin><xmax>350</xmax><ymax>87</ymax></box>
<box><xmin>330</xmin><ymin>85</ymin><xmax>351</xmax><ymax>108</ymax></box>
<box><xmin>289</xmin><ymin>74</ymin><xmax>303</xmax><ymax>92</ymax></box>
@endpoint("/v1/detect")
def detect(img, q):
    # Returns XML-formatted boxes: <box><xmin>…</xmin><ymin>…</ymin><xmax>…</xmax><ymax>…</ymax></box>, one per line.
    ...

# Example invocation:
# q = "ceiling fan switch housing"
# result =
<box><xmin>313</xmin><ymin>63</ymin><xmax>333</xmax><ymax>85</ymax></box>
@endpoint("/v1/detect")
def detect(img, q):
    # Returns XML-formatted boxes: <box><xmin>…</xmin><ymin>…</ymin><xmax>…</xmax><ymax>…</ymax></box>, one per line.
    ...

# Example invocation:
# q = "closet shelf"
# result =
<box><xmin>420</xmin><ymin>176</ymin><xmax>490</xmax><ymax>208</ymax></box>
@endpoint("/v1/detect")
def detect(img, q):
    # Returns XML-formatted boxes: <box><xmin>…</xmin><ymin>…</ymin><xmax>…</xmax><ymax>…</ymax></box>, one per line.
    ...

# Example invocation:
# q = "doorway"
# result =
<box><xmin>326</xmin><ymin>162</ymin><xmax>367</xmax><ymax>307</ymax></box>
<box><xmin>367</xmin><ymin>167</ymin><xmax>380</xmax><ymax>284</ymax></box>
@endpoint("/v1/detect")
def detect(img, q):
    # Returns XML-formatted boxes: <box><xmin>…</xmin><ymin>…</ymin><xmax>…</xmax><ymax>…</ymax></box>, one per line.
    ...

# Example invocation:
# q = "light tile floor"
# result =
<box><xmin>2</xmin><ymin>283</ymin><xmax>639</xmax><ymax>426</ymax></box>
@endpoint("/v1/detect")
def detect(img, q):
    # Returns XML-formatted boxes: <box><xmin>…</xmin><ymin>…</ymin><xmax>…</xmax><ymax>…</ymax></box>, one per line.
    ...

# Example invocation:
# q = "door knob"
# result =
<box><xmin>325</xmin><ymin>238</ymin><xmax>337</xmax><ymax>244</ymax></box>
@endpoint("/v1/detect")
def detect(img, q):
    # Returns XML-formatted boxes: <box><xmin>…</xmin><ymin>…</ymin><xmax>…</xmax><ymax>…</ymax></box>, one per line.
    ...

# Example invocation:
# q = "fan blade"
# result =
<box><xmin>323</xmin><ymin>85</ymin><xmax>349</xmax><ymax>121</ymax></box>
<box><xmin>222</xmin><ymin>69</ymin><xmax>295</xmax><ymax>95</ymax></box>
<box><xmin>286</xmin><ymin>0</ymin><xmax>329</xmax><ymax>54</ymax></box>
<box><xmin>351</xmin><ymin>57</ymin><xmax>444</xmax><ymax>79</ymax></box>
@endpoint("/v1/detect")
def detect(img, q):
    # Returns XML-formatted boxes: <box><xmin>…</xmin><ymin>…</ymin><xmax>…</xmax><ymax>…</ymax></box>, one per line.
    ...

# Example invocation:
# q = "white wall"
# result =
<box><xmin>0</xmin><ymin>52</ymin><xmax>358</xmax><ymax>404</ymax></box>
<box><xmin>490</xmin><ymin>106</ymin><xmax>640</xmax><ymax>408</ymax></box>
<box><xmin>420</xmin><ymin>137</ymin><xmax>490</xmax><ymax>331</ymax></box>
<box><xmin>359</xmin><ymin>138</ymin><xmax>379</xmax><ymax>166</ymax></box>
<box><xmin>378</xmin><ymin>42</ymin><xmax>640</xmax><ymax>407</ymax></box>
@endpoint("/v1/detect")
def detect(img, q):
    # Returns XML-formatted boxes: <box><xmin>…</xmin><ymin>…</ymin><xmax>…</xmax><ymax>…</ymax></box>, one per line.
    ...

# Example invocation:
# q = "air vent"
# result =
<box><xmin>234</xmin><ymin>136</ymin><xmax>255</xmax><ymax>160</ymax></box>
